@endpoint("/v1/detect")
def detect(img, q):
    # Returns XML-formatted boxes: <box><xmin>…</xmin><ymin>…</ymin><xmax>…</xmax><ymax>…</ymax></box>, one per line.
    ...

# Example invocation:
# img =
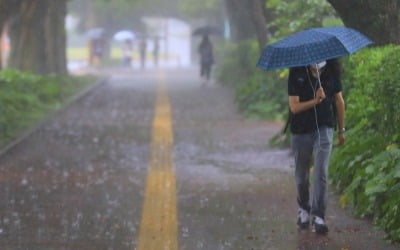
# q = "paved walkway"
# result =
<box><xmin>0</xmin><ymin>67</ymin><xmax>397</xmax><ymax>249</ymax></box>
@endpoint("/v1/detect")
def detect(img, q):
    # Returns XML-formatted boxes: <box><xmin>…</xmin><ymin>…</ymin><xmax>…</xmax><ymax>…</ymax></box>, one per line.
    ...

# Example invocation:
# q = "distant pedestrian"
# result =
<box><xmin>139</xmin><ymin>38</ymin><xmax>147</xmax><ymax>69</ymax></box>
<box><xmin>153</xmin><ymin>37</ymin><xmax>160</xmax><ymax>67</ymax></box>
<box><xmin>121</xmin><ymin>39</ymin><xmax>133</xmax><ymax>67</ymax></box>
<box><xmin>197</xmin><ymin>35</ymin><xmax>214</xmax><ymax>83</ymax></box>
<box><xmin>288</xmin><ymin>59</ymin><xmax>345</xmax><ymax>234</ymax></box>
<box><xmin>90</xmin><ymin>38</ymin><xmax>104</xmax><ymax>66</ymax></box>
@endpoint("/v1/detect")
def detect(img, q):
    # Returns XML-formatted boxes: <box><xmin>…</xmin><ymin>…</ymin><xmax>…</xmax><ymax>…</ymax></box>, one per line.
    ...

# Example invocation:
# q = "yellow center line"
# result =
<box><xmin>138</xmin><ymin>71</ymin><xmax>178</xmax><ymax>250</ymax></box>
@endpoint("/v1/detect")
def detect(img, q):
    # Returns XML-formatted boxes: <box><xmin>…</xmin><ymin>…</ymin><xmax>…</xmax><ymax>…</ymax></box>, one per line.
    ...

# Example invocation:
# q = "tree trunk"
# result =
<box><xmin>0</xmin><ymin>19</ymin><xmax>5</xmax><ymax>69</ymax></box>
<box><xmin>45</xmin><ymin>0</ymin><xmax>67</xmax><ymax>74</ymax></box>
<box><xmin>327</xmin><ymin>0</ymin><xmax>400</xmax><ymax>45</ymax></box>
<box><xmin>0</xmin><ymin>0</ymin><xmax>23</xmax><ymax>69</ymax></box>
<box><xmin>249</xmin><ymin>0</ymin><xmax>269</xmax><ymax>52</ymax></box>
<box><xmin>224</xmin><ymin>0</ymin><xmax>270</xmax><ymax>51</ymax></box>
<box><xmin>9</xmin><ymin>0</ymin><xmax>47</xmax><ymax>73</ymax></box>
<box><xmin>224</xmin><ymin>0</ymin><xmax>257</xmax><ymax>42</ymax></box>
<box><xmin>9</xmin><ymin>0</ymin><xmax>67</xmax><ymax>74</ymax></box>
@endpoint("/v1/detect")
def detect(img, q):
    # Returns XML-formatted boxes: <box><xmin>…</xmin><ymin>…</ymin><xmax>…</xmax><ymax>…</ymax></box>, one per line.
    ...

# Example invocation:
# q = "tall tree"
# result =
<box><xmin>69</xmin><ymin>0</ymin><xmax>163</xmax><ymax>35</ymax></box>
<box><xmin>8</xmin><ymin>0</ymin><xmax>68</xmax><ymax>74</ymax></box>
<box><xmin>224</xmin><ymin>0</ymin><xmax>270</xmax><ymax>50</ymax></box>
<box><xmin>249</xmin><ymin>0</ymin><xmax>269</xmax><ymax>51</ymax></box>
<box><xmin>0</xmin><ymin>0</ymin><xmax>23</xmax><ymax>69</ymax></box>
<box><xmin>327</xmin><ymin>0</ymin><xmax>400</xmax><ymax>45</ymax></box>
<box><xmin>224</xmin><ymin>0</ymin><xmax>255</xmax><ymax>41</ymax></box>
<box><xmin>177</xmin><ymin>0</ymin><xmax>224</xmax><ymax>25</ymax></box>
<box><xmin>45</xmin><ymin>0</ymin><xmax>67</xmax><ymax>74</ymax></box>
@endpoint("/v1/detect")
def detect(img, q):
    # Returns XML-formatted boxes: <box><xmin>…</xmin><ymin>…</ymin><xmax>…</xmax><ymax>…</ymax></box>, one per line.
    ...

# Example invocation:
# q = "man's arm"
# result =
<box><xmin>288</xmin><ymin>88</ymin><xmax>326</xmax><ymax>114</ymax></box>
<box><xmin>335</xmin><ymin>91</ymin><xmax>345</xmax><ymax>145</ymax></box>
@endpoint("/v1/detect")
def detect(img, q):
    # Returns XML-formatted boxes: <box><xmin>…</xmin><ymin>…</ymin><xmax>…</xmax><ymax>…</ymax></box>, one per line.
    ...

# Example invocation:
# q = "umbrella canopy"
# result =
<box><xmin>86</xmin><ymin>27</ymin><xmax>105</xmax><ymax>40</ymax></box>
<box><xmin>113</xmin><ymin>30</ymin><xmax>135</xmax><ymax>41</ymax></box>
<box><xmin>257</xmin><ymin>26</ymin><xmax>373</xmax><ymax>71</ymax></box>
<box><xmin>192</xmin><ymin>26</ymin><xmax>221</xmax><ymax>36</ymax></box>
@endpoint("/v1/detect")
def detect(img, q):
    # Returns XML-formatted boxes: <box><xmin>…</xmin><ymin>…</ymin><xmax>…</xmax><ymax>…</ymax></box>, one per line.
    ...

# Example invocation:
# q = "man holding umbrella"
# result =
<box><xmin>288</xmin><ymin>59</ymin><xmax>345</xmax><ymax>234</ymax></box>
<box><xmin>256</xmin><ymin>26</ymin><xmax>372</xmax><ymax>234</ymax></box>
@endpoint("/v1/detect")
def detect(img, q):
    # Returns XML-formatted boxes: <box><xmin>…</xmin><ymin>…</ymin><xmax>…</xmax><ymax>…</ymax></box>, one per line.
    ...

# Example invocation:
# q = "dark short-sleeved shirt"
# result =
<box><xmin>288</xmin><ymin>67</ymin><xmax>342</xmax><ymax>134</ymax></box>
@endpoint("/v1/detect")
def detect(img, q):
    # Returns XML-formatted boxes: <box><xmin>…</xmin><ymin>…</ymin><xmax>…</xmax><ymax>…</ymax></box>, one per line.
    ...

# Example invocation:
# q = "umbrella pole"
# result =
<box><xmin>316</xmin><ymin>64</ymin><xmax>322</xmax><ymax>89</ymax></box>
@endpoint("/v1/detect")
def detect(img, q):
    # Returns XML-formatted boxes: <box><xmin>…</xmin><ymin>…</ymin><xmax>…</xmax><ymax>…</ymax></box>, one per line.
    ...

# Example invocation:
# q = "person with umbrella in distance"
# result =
<box><xmin>113</xmin><ymin>30</ymin><xmax>135</xmax><ymax>67</ymax></box>
<box><xmin>288</xmin><ymin>59</ymin><xmax>345</xmax><ymax>234</ymax></box>
<box><xmin>121</xmin><ymin>39</ymin><xmax>133</xmax><ymax>67</ymax></box>
<box><xmin>138</xmin><ymin>36</ymin><xmax>147</xmax><ymax>69</ymax></box>
<box><xmin>153</xmin><ymin>36</ymin><xmax>160</xmax><ymax>67</ymax></box>
<box><xmin>193</xmin><ymin>25</ymin><xmax>220</xmax><ymax>84</ymax></box>
<box><xmin>86</xmin><ymin>28</ymin><xmax>105</xmax><ymax>67</ymax></box>
<box><xmin>197</xmin><ymin>34</ymin><xmax>214</xmax><ymax>84</ymax></box>
<box><xmin>257</xmin><ymin>26</ymin><xmax>373</xmax><ymax>235</ymax></box>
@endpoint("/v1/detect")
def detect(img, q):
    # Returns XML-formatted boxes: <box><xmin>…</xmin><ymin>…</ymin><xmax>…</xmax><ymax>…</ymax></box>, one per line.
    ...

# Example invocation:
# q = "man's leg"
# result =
<box><xmin>310</xmin><ymin>127</ymin><xmax>333</xmax><ymax>234</ymax></box>
<box><xmin>200</xmin><ymin>63</ymin><xmax>205</xmax><ymax>77</ymax></box>
<box><xmin>292</xmin><ymin>133</ymin><xmax>314</xmax><ymax>212</ymax></box>
<box><xmin>311</xmin><ymin>126</ymin><xmax>333</xmax><ymax>219</ymax></box>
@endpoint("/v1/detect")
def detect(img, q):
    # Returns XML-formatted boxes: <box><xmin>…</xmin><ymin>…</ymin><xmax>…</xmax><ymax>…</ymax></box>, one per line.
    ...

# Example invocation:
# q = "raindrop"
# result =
<box><xmin>200</xmin><ymin>197</ymin><xmax>208</xmax><ymax>208</ymax></box>
<box><xmin>224</xmin><ymin>241</ymin><xmax>232</xmax><ymax>247</ymax></box>
<box><xmin>182</xmin><ymin>226</ymin><xmax>189</xmax><ymax>237</ymax></box>
<box><xmin>39</xmin><ymin>212</ymin><xmax>46</xmax><ymax>221</ymax></box>
<box><xmin>20</xmin><ymin>178</ymin><xmax>28</xmax><ymax>186</ymax></box>
<box><xmin>128</xmin><ymin>176</ymin><xmax>137</xmax><ymax>184</ymax></box>
<box><xmin>196</xmin><ymin>241</ymin><xmax>204</xmax><ymax>248</ymax></box>
<box><xmin>63</xmin><ymin>170</ymin><xmax>70</xmax><ymax>178</ymax></box>
<box><xmin>87</xmin><ymin>164</ymin><xmax>94</xmax><ymax>172</ymax></box>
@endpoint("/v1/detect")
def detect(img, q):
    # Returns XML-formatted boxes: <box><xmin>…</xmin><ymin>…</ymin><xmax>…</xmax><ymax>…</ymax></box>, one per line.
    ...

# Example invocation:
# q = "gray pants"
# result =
<box><xmin>291</xmin><ymin>126</ymin><xmax>333</xmax><ymax>219</ymax></box>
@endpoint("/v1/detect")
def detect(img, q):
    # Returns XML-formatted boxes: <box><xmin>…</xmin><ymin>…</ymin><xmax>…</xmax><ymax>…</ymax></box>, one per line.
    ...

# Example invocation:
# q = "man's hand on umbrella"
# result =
<box><xmin>315</xmin><ymin>87</ymin><xmax>326</xmax><ymax>104</ymax></box>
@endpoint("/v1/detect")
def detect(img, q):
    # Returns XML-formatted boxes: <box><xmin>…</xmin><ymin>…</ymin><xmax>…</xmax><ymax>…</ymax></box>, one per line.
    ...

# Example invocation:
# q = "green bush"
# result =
<box><xmin>0</xmin><ymin>69</ymin><xmax>95</xmax><ymax>145</ymax></box>
<box><xmin>330</xmin><ymin>45</ymin><xmax>400</xmax><ymax>242</ymax></box>
<box><xmin>215</xmin><ymin>40</ymin><xmax>287</xmax><ymax>120</ymax></box>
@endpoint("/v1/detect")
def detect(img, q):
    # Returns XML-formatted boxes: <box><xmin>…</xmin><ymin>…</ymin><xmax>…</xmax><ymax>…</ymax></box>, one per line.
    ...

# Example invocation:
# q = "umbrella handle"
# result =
<box><xmin>316</xmin><ymin>66</ymin><xmax>322</xmax><ymax>89</ymax></box>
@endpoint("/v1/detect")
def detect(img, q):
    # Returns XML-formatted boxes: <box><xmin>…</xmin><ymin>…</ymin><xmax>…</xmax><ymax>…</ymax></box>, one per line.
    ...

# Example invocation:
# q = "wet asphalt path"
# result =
<box><xmin>0</xmin><ymin>67</ymin><xmax>398</xmax><ymax>250</ymax></box>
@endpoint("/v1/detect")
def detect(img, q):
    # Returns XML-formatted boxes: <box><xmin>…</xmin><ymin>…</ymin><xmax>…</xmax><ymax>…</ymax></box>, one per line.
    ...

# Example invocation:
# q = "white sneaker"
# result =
<box><xmin>297</xmin><ymin>208</ymin><xmax>310</xmax><ymax>229</ymax></box>
<box><xmin>312</xmin><ymin>216</ymin><xmax>329</xmax><ymax>234</ymax></box>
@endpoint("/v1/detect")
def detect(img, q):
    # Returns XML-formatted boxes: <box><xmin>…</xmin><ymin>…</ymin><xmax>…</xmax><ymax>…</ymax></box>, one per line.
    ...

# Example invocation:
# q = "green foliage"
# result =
<box><xmin>236</xmin><ymin>71</ymin><xmax>287</xmax><ymax>120</ymax></box>
<box><xmin>330</xmin><ymin>45</ymin><xmax>400</xmax><ymax>242</ymax></box>
<box><xmin>69</xmin><ymin>0</ymin><xmax>145</xmax><ymax>35</ymax></box>
<box><xmin>0</xmin><ymin>69</ymin><xmax>95</xmax><ymax>146</ymax></box>
<box><xmin>216</xmin><ymin>41</ymin><xmax>260</xmax><ymax>91</ymax></box>
<box><xmin>267</xmin><ymin>0</ymin><xmax>341</xmax><ymax>40</ymax></box>
<box><xmin>215</xmin><ymin>40</ymin><xmax>286</xmax><ymax>120</ymax></box>
<box><xmin>177</xmin><ymin>0</ymin><xmax>222</xmax><ymax>18</ymax></box>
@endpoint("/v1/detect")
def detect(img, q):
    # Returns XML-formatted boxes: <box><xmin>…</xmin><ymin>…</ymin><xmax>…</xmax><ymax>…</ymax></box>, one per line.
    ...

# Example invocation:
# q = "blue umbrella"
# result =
<box><xmin>257</xmin><ymin>26</ymin><xmax>373</xmax><ymax>71</ymax></box>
